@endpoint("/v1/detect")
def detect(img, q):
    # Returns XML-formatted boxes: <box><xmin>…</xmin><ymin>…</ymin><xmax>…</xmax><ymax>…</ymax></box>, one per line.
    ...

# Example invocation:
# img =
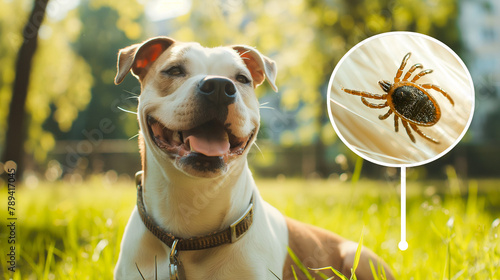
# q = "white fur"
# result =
<box><xmin>114</xmin><ymin>41</ymin><xmax>288</xmax><ymax>279</ymax></box>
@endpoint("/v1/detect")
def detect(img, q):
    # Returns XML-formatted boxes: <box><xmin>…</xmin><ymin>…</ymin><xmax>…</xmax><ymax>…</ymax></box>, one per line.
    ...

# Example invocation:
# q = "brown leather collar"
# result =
<box><xmin>135</xmin><ymin>171</ymin><xmax>254</xmax><ymax>251</ymax></box>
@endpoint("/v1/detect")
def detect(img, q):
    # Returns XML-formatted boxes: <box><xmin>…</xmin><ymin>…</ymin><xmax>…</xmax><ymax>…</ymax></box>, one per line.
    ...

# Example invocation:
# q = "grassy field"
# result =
<box><xmin>1</xmin><ymin>175</ymin><xmax>499</xmax><ymax>279</ymax></box>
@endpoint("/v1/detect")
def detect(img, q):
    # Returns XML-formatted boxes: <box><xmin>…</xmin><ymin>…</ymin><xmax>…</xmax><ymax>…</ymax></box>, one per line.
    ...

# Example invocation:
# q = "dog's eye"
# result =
<box><xmin>163</xmin><ymin>66</ymin><xmax>185</xmax><ymax>76</ymax></box>
<box><xmin>236</xmin><ymin>74</ymin><xmax>250</xmax><ymax>84</ymax></box>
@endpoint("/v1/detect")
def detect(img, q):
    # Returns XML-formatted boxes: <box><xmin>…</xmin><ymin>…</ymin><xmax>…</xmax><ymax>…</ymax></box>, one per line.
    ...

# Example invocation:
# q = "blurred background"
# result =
<box><xmin>0</xmin><ymin>0</ymin><xmax>499</xmax><ymax>183</ymax></box>
<box><xmin>1</xmin><ymin>1</ymin><xmax>500</xmax><ymax>278</ymax></box>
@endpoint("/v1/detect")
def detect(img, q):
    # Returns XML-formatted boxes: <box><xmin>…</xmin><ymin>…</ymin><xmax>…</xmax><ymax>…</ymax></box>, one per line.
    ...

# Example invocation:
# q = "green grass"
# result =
<box><xmin>1</xmin><ymin>175</ymin><xmax>499</xmax><ymax>279</ymax></box>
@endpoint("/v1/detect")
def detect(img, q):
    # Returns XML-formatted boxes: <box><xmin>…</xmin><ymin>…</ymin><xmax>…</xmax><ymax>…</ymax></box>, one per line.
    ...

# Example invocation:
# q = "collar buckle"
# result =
<box><xmin>169</xmin><ymin>239</ymin><xmax>180</xmax><ymax>280</ymax></box>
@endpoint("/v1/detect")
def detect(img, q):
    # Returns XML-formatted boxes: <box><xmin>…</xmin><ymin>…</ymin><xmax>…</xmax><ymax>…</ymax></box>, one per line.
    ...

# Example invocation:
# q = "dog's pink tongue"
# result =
<box><xmin>184</xmin><ymin>122</ymin><xmax>230</xmax><ymax>157</ymax></box>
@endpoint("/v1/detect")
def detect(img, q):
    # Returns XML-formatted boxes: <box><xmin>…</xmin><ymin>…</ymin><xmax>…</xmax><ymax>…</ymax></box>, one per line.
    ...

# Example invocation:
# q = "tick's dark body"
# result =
<box><xmin>342</xmin><ymin>52</ymin><xmax>454</xmax><ymax>144</ymax></box>
<box><xmin>392</xmin><ymin>85</ymin><xmax>437</xmax><ymax>124</ymax></box>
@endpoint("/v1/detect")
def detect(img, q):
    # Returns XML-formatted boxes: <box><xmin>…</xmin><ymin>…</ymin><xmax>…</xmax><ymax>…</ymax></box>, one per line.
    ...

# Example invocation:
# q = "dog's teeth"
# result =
<box><xmin>189</xmin><ymin>140</ymin><xmax>194</xmax><ymax>152</ymax></box>
<box><xmin>172</xmin><ymin>131</ymin><xmax>181</xmax><ymax>143</ymax></box>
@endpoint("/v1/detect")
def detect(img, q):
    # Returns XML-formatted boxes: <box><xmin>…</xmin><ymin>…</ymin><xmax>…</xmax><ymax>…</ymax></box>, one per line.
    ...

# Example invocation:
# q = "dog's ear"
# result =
<box><xmin>232</xmin><ymin>46</ymin><xmax>278</xmax><ymax>92</ymax></box>
<box><xmin>114</xmin><ymin>37</ymin><xmax>175</xmax><ymax>85</ymax></box>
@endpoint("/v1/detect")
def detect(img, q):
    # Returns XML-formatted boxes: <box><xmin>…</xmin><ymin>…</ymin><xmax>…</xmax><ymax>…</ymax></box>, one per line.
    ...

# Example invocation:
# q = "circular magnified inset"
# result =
<box><xmin>327</xmin><ymin>32</ymin><xmax>474</xmax><ymax>167</ymax></box>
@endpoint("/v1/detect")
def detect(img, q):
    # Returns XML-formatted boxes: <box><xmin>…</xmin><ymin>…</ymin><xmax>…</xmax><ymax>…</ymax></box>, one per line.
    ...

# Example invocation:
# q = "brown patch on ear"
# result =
<box><xmin>114</xmin><ymin>37</ymin><xmax>176</xmax><ymax>85</ymax></box>
<box><xmin>232</xmin><ymin>46</ymin><xmax>278</xmax><ymax>92</ymax></box>
<box><xmin>240</xmin><ymin>51</ymin><xmax>265</xmax><ymax>85</ymax></box>
<box><xmin>132</xmin><ymin>42</ymin><xmax>168</xmax><ymax>80</ymax></box>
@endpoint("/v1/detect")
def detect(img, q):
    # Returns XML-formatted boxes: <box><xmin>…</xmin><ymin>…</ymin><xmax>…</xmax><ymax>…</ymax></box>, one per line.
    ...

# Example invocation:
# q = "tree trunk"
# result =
<box><xmin>2</xmin><ymin>0</ymin><xmax>49</xmax><ymax>177</ymax></box>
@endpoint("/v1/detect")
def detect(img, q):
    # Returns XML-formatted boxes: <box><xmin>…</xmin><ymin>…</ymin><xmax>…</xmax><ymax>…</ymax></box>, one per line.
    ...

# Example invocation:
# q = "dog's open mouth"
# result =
<box><xmin>147</xmin><ymin>116</ymin><xmax>253</xmax><ymax>164</ymax></box>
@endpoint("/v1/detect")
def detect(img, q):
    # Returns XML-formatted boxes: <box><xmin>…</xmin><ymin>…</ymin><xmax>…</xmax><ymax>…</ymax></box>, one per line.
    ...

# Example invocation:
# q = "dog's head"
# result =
<box><xmin>115</xmin><ymin>37</ymin><xmax>277</xmax><ymax>178</ymax></box>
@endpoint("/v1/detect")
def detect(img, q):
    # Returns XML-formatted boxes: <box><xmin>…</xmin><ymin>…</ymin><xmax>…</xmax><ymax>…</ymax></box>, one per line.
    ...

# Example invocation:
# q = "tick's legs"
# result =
<box><xmin>342</xmin><ymin>88</ymin><xmax>387</xmax><ymax>99</ymax></box>
<box><xmin>361</xmin><ymin>98</ymin><xmax>388</xmax><ymax>108</ymax></box>
<box><xmin>403</xmin><ymin>63</ymin><xmax>423</xmax><ymax>81</ymax></box>
<box><xmin>411</xmin><ymin>69</ymin><xmax>433</xmax><ymax>82</ymax></box>
<box><xmin>402</xmin><ymin>120</ymin><xmax>416</xmax><ymax>143</ymax></box>
<box><xmin>394</xmin><ymin>114</ymin><xmax>399</xmax><ymax>132</ymax></box>
<box><xmin>379</xmin><ymin>109</ymin><xmax>393</xmax><ymax>120</ymax></box>
<box><xmin>411</xmin><ymin>124</ymin><xmax>440</xmax><ymax>144</ymax></box>
<box><xmin>421</xmin><ymin>84</ymin><xmax>455</xmax><ymax>105</ymax></box>
<box><xmin>395</xmin><ymin>52</ymin><xmax>411</xmax><ymax>83</ymax></box>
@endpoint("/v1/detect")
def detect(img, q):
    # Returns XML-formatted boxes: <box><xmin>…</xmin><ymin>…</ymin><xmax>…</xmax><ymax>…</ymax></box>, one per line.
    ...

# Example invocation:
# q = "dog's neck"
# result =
<box><xmin>141</xmin><ymin>151</ymin><xmax>256</xmax><ymax>238</ymax></box>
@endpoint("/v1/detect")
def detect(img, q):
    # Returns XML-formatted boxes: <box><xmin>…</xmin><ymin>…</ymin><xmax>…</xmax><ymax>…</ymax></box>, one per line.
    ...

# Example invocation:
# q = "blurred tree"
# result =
<box><xmin>0</xmin><ymin>0</ymin><xmax>94</xmax><ymax>177</ymax></box>
<box><xmin>39</xmin><ymin>0</ymin><xmax>145</xmax><ymax>174</ymax></box>
<box><xmin>1</xmin><ymin>0</ymin><xmax>144</xmax><ymax>177</ymax></box>
<box><xmin>46</xmin><ymin>0</ymin><xmax>145</xmax><ymax>141</ymax></box>
<box><xmin>0</xmin><ymin>2</ymin><xmax>25</xmax><ymax>141</ymax></box>
<box><xmin>53</xmin><ymin>0</ymin><xmax>142</xmax><ymax>140</ymax></box>
<box><xmin>2</xmin><ymin>0</ymin><xmax>49</xmax><ymax>175</ymax></box>
<box><xmin>61</xmin><ymin>0</ymin><xmax>144</xmax><ymax>142</ymax></box>
<box><xmin>26</xmin><ymin>11</ymin><xmax>94</xmax><ymax>163</ymax></box>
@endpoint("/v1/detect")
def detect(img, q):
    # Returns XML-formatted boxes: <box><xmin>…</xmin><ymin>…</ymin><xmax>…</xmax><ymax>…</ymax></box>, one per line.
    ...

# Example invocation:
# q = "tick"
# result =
<box><xmin>341</xmin><ymin>52</ymin><xmax>454</xmax><ymax>144</ymax></box>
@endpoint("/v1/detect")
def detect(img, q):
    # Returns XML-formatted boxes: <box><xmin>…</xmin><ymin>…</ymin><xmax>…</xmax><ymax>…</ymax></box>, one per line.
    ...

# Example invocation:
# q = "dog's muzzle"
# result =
<box><xmin>146</xmin><ymin>76</ymin><xmax>254</xmax><ymax>174</ymax></box>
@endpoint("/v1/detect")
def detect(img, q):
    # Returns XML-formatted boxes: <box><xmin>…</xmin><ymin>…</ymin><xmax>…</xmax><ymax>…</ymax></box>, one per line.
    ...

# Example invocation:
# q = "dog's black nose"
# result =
<box><xmin>198</xmin><ymin>76</ymin><xmax>236</xmax><ymax>106</ymax></box>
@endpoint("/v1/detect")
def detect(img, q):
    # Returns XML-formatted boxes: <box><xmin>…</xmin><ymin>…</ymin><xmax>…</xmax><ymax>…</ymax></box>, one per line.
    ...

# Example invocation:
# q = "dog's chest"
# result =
<box><xmin>174</xmin><ymin>247</ymin><xmax>260</xmax><ymax>280</ymax></box>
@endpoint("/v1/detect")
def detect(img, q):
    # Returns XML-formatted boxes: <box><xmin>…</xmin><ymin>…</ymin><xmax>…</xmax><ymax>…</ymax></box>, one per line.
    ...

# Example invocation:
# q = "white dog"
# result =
<box><xmin>113</xmin><ymin>37</ymin><xmax>394</xmax><ymax>280</ymax></box>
